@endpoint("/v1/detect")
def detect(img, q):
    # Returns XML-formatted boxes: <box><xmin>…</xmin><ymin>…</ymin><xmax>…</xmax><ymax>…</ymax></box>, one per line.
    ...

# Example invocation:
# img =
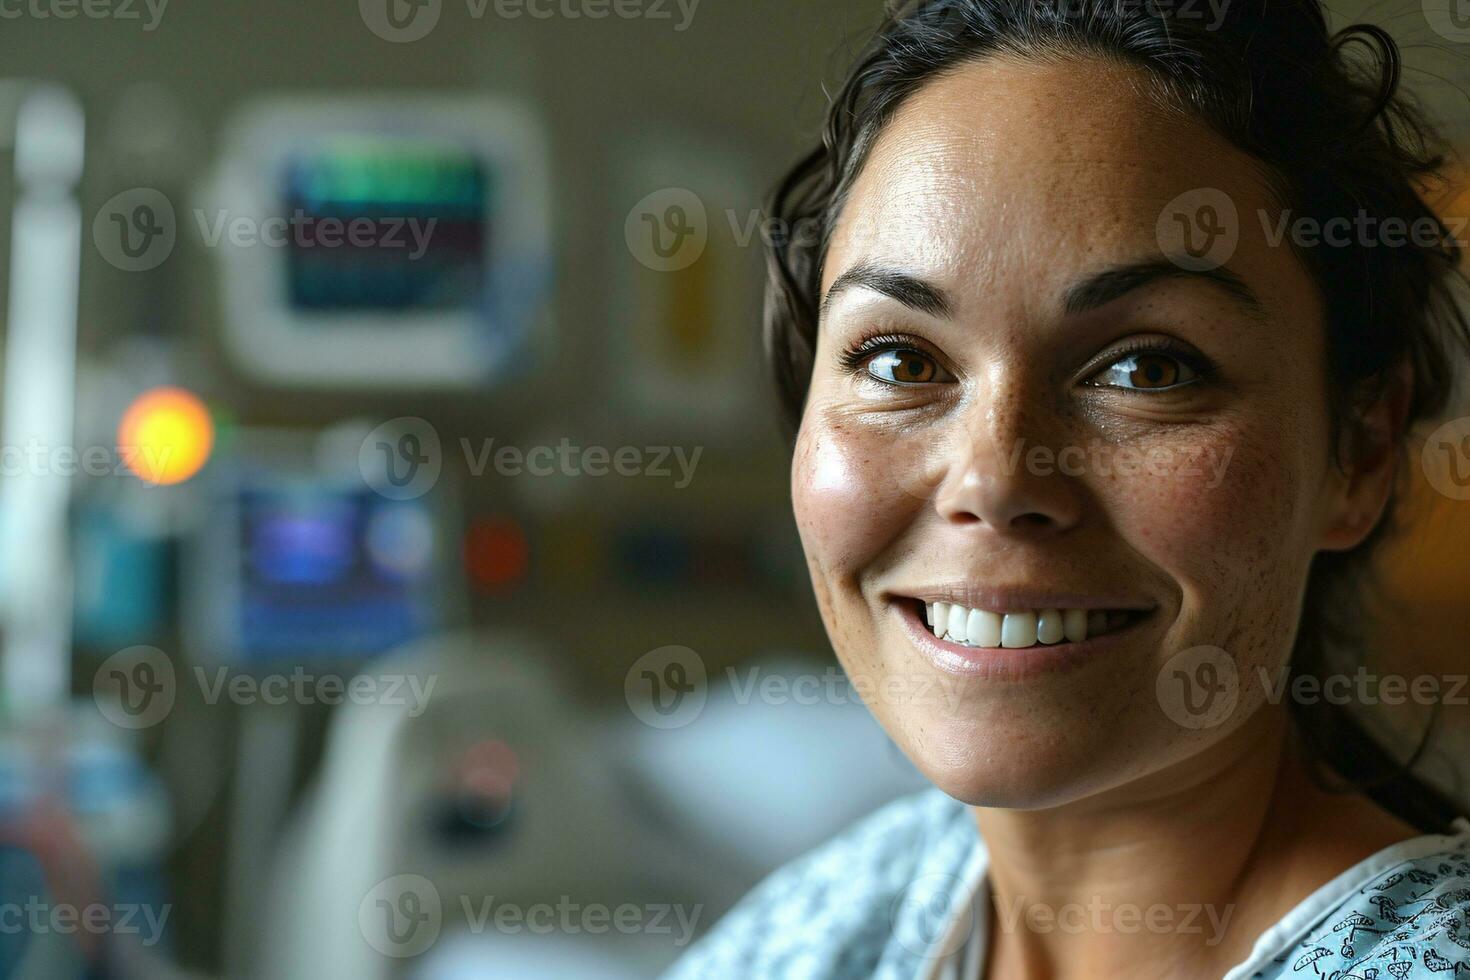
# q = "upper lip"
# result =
<box><xmin>888</xmin><ymin>585</ymin><xmax>1156</xmax><ymax>614</ymax></box>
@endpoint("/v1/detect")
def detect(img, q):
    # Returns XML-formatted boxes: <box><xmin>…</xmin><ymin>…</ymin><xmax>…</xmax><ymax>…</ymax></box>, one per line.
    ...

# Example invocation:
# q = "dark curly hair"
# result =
<box><xmin>764</xmin><ymin>0</ymin><xmax>1470</xmax><ymax>832</ymax></box>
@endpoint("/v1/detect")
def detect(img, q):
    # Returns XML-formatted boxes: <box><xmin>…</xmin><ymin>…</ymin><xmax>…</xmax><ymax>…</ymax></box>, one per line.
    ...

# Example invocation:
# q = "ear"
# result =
<box><xmin>1317</xmin><ymin>357</ymin><xmax>1413</xmax><ymax>552</ymax></box>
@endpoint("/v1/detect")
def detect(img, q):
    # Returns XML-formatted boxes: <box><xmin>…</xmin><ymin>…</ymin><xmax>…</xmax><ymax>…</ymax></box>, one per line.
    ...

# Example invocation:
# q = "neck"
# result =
<box><xmin>972</xmin><ymin>706</ymin><xmax>1398</xmax><ymax>979</ymax></box>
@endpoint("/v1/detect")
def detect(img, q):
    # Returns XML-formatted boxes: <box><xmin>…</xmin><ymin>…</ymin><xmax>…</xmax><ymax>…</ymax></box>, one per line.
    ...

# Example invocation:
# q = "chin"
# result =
<box><xmin>884</xmin><ymin>715</ymin><xmax>1118</xmax><ymax>810</ymax></box>
<box><xmin>920</xmin><ymin>762</ymin><xmax>1101</xmax><ymax>811</ymax></box>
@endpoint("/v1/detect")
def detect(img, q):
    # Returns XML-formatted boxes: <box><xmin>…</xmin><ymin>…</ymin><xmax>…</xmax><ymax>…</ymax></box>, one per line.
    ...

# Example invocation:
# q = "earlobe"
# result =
<box><xmin>1318</xmin><ymin>508</ymin><xmax>1376</xmax><ymax>552</ymax></box>
<box><xmin>1316</xmin><ymin>358</ymin><xmax>1413</xmax><ymax>553</ymax></box>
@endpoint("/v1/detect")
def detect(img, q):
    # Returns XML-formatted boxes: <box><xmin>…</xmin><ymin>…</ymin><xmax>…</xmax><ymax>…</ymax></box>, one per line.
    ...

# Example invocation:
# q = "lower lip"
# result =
<box><xmin>891</xmin><ymin>599</ymin><xmax>1154</xmax><ymax>681</ymax></box>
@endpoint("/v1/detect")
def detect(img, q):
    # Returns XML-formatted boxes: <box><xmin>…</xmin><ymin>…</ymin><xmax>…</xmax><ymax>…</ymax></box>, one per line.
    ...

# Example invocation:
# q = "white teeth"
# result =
<box><xmin>1036</xmin><ymin>608</ymin><xmax>1064</xmax><ymax>645</ymax></box>
<box><xmin>1001</xmin><ymin>611</ymin><xmax>1038</xmax><ymax>648</ymax></box>
<box><xmin>966</xmin><ymin>607</ymin><xmax>1003</xmax><ymax>648</ymax></box>
<box><xmin>919</xmin><ymin>601</ymin><xmax>1131</xmax><ymax>649</ymax></box>
<box><xmin>947</xmin><ymin>604</ymin><xmax>969</xmax><ymax>643</ymax></box>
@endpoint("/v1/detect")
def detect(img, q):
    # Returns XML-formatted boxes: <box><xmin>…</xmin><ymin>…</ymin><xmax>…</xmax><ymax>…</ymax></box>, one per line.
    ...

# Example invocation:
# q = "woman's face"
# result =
<box><xmin>792</xmin><ymin>55</ymin><xmax>1379</xmax><ymax>808</ymax></box>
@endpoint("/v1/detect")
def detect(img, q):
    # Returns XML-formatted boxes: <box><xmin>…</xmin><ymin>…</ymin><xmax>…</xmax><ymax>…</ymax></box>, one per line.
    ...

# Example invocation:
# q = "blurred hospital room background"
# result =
<box><xmin>0</xmin><ymin>0</ymin><xmax>1464</xmax><ymax>977</ymax></box>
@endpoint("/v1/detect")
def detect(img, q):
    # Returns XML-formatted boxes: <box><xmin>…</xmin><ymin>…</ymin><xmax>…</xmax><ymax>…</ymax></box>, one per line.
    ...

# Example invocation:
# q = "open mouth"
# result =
<box><xmin>914</xmin><ymin>598</ymin><xmax>1150</xmax><ymax>649</ymax></box>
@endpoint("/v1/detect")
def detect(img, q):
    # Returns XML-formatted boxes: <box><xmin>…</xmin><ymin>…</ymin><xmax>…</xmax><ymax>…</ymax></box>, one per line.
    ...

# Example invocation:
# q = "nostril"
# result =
<box><xmin>934</xmin><ymin>469</ymin><xmax>1082</xmax><ymax>532</ymax></box>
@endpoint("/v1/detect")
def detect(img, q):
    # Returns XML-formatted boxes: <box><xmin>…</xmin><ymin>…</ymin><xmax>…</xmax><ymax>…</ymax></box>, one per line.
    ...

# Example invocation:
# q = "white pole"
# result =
<box><xmin>0</xmin><ymin>85</ymin><xmax>85</xmax><ymax>718</ymax></box>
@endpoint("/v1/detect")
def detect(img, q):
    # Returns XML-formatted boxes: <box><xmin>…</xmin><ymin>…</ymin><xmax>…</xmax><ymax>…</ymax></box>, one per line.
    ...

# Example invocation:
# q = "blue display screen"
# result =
<box><xmin>235</xmin><ymin>484</ymin><xmax>440</xmax><ymax>661</ymax></box>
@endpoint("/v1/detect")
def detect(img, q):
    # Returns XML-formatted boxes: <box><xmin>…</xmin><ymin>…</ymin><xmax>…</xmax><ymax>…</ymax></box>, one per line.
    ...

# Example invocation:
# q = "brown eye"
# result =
<box><xmin>1092</xmin><ymin>352</ymin><xmax>1197</xmax><ymax>391</ymax></box>
<box><xmin>1128</xmin><ymin>354</ymin><xmax>1178</xmax><ymax>388</ymax></box>
<box><xmin>867</xmin><ymin>349</ymin><xmax>939</xmax><ymax>384</ymax></box>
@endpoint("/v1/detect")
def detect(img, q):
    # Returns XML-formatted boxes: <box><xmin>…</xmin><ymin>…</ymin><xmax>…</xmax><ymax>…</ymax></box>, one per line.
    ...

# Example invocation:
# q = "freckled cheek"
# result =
<box><xmin>1099</xmin><ymin>431</ymin><xmax>1312</xmax><ymax>619</ymax></box>
<box><xmin>791</xmin><ymin>420</ymin><xmax>921</xmax><ymax>584</ymax></box>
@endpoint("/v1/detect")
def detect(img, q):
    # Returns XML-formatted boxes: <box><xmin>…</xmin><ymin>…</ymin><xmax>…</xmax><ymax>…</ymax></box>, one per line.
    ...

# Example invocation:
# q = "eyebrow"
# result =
<box><xmin>821</xmin><ymin>263</ymin><xmax>953</xmax><ymax>320</ymax></box>
<box><xmin>819</xmin><ymin>257</ymin><xmax>1267</xmax><ymax>324</ymax></box>
<box><xmin>1061</xmin><ymin>258</ymin><xmax>1267</xmax><ymax>322</ymax></box>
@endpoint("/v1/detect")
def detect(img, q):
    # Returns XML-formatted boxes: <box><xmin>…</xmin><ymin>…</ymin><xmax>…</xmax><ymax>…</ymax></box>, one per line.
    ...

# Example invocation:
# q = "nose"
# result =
<box><xmin>931</xmin><ymin>396</ymin><xmax>1084</xmax><ymax>535</ymax></box>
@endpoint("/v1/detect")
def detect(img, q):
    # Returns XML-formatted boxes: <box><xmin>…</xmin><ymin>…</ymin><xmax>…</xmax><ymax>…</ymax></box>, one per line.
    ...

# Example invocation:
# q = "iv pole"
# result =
<box><xmin>0</xmin><ymin>84</ymin><xmax>85</xmax><ymax>720</ymax></box>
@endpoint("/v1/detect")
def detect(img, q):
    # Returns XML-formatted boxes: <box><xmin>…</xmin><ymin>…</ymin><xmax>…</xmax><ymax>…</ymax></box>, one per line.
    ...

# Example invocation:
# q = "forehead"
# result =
<box><xmin>822</xmin><ymin>54</ymin><xmax>1290</xmax><ymax>310</ymax></box>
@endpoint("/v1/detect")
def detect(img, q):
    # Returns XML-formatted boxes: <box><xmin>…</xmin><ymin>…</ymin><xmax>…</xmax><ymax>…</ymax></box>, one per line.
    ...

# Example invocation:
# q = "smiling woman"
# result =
<box><xmin>661</xmin><ymin>1</ymin><xmax>1470</xmax><ymax>978</ymax></box>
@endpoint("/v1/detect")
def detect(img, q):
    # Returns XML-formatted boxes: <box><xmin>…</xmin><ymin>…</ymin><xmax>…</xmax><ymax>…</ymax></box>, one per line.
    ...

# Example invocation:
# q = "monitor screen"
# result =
<box><xmin>281</xmin><ymin>140</ymin><xmax>492</xmax><ymax>313</ymax></box>
<box><xmin>224</xmin><ymin>479</ymin><xmax>442</xmax><ymax>662</ymax></box>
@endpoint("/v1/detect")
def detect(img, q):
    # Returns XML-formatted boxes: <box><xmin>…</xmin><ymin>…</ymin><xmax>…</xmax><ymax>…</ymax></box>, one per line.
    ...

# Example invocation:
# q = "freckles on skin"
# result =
<box><xmin>789</xmin><ymin>54</ymin><xmax>1344</xmax><ymax>808</ymax></box>
<box><xmin>791</xmin><ymin>418</ymin><xmax>888</xmax><ymax>572</ymax></box>
<box><xmin>1101</xmin><ymin>415</ymin><xmax>1320</xmax><ymax>735</ymax></box>
<box><xmin>792</xmin><ymin>419</ymin><xmax>888</xmax><ymax>668</ymax></box>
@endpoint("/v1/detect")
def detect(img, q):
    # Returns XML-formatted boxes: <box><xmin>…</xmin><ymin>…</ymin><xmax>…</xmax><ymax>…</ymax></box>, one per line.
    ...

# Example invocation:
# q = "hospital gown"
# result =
<box><xmin>660</xmin><ymin>788</ymin><xmax>1470</xmax><ymax>979</ymax></box>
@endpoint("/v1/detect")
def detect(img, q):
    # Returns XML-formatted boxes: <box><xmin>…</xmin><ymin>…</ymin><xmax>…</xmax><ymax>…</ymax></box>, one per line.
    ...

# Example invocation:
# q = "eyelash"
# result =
<box><xmin>1084</xmin><ymin>337</ymin><xmax>1217</xmax><ymax>390</ymax></box>
<box><xmin>838</xmin><ymin>333</ymin><xmax>1218</xmax><ymax>390</ymax></box>
<box><xmin>837</xmin><ymin>333</ymin><xmax>930</xmax><ymax>374</ymax></box>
